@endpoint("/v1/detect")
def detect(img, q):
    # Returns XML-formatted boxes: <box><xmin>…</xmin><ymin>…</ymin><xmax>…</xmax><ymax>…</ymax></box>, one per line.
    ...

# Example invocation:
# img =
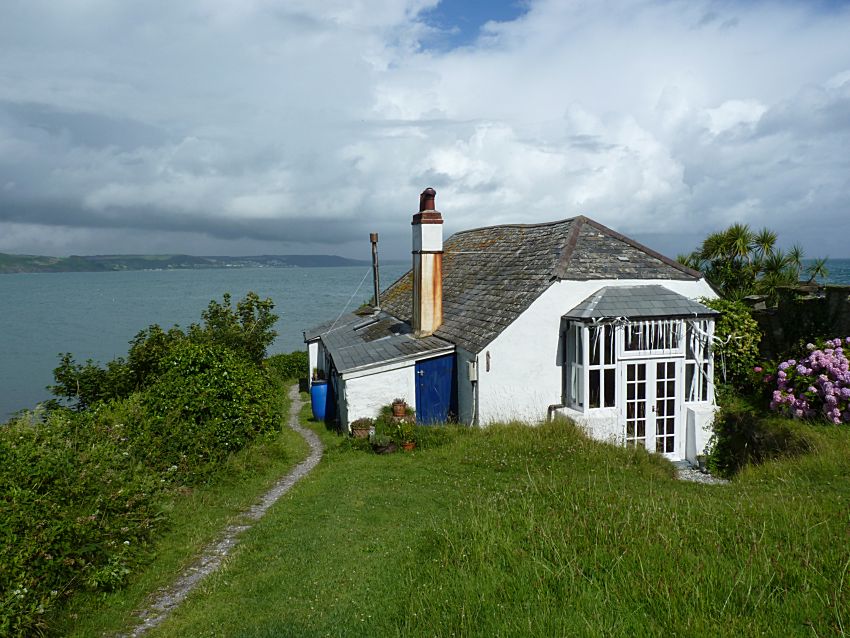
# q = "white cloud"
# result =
<box><xmin>1</xmin><ymin>0</ymin><xmax>849</xmax><ymax>258</ymax></box>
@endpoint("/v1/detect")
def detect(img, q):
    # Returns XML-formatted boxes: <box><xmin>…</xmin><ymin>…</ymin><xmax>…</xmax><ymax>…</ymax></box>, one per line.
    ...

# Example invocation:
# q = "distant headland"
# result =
<box><xmin>0</xmin><ymin>253</ymin><xmax>375</xmax><ymax>274</ymax></box>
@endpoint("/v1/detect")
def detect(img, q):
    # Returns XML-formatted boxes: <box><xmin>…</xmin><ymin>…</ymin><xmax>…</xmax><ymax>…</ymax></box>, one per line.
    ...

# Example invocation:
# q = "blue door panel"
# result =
<box><xmin>415</xmin><ymin>354</ymin><xmax>457</xmax><ymax>424</ymax></box>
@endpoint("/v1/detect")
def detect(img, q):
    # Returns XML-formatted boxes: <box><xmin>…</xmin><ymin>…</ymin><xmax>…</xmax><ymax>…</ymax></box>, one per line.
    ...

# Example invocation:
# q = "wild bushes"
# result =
<box><xmin>701</xmin><ymin>297</ymin><xmax>761</xmax><ymax>391</ymax></box>
<box><xmin>1</xmin><ymin>292</ymin><xmax>283</xmax><ymax>636</ymax></box>
<box><xmin>139</xmin><ymin>341</ymin><xmax>276</xmax><ymax>473</ymax></box>
<box><xmin>265</xmin><ymin>350</ymin><xmax>308</xmax><ymax>382</ymax></box>
<box><xmin>0</xmin><ymin>406</ymin><xmax>163</xmax><ymax>636</ymax></box>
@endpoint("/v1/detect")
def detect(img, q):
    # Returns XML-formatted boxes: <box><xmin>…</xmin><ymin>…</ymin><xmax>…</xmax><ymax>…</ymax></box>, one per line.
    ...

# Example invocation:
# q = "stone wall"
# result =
<box><xmin>747</xmin><ymin>285</ymin><xmax>850</xmax><ymax>359</ymax></box>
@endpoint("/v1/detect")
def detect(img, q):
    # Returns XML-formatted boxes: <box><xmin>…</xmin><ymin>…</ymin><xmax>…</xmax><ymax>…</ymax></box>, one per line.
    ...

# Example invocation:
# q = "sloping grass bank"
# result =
<box><xmin>150</xmin><ymin>404</ymin><xmax>850</xmax><ymax>636</ymax></box>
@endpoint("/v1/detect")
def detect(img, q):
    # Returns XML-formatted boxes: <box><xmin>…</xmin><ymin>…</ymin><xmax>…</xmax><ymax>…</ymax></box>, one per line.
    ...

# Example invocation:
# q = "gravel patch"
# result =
<box><xmin>675</xmin><ymin>463</ymin><xmax>730</xmax><ymax>485</ymax></box>
<box><xmin>119</xmin><ymin>384</ymin><xmax>322</xmax><ymax>637</ymax></box>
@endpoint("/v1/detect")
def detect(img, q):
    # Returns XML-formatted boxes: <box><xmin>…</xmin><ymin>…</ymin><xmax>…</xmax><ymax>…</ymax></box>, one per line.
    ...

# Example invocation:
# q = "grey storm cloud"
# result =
<box><xmin>1</xmin><ymin>0</ymin><xmax>850</xmax><ymax>259</ymax></box>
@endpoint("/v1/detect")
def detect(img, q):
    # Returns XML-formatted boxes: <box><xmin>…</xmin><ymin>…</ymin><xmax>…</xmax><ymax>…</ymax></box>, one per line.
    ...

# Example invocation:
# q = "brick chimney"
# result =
<box><xmin>412</xmin><ymin>187</ymin><xmax>443</xmax><ymax>337</ymax></box>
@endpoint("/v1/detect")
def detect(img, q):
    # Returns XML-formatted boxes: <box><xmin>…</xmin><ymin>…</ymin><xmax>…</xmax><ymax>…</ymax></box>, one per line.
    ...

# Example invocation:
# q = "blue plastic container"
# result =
<box><xmin>310</xmin><ymin>380</ymin><xmax>328</xmax><ymax>421</ymax></box>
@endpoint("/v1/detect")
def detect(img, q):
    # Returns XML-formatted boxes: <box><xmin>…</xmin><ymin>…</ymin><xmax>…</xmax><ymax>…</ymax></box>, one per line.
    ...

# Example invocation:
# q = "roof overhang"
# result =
<box><xmin>562</xmin><ymin>285</ymin><xmax>719</xmax><ymax>322</ymax></box>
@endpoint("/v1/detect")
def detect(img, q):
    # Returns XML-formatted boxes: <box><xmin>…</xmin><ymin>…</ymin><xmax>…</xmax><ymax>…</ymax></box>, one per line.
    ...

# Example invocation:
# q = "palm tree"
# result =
<box><xmin>787</xmin><ymin>244</ymin><xmax>805</xmax><ymax>278</ymax></box>
<box><xmin>806</xmin><ymin>257</ymin><xmax>830</xmax><ymax>283</ymax></box>
<box><xmin>752</xmin><ymin>227</ymin><xmax>777</xmax><ymax>260</ymax></box>
<box><xmin>676</xmin><ymin>252</ymin><xmax>702</xmax><ymax>271</ymax></box>
<box><xmin>725</xmin><ymin>223</ymin><xmax>755</xmax><ymax>263</ymax></box>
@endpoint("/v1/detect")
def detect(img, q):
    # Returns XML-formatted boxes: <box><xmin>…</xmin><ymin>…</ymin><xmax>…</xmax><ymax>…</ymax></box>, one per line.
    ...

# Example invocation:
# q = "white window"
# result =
<box><xmin>567</xmin><ymin>323</ymin><xmax>584</xmax><ymax>409</ymax></box>
<box><xmin>620</xmin><ymin>319</ymin><xmax>684</xmax><ymax>358</ymax></box>
<box><xmin>587</xmin><ymin>324</ymin><xmax>616</xmax><ymax>408</ymax></box>
<box><xmin>684</xmin><ymin>319</ymin><xmax>714</xmax><ymax>402</ymax></box>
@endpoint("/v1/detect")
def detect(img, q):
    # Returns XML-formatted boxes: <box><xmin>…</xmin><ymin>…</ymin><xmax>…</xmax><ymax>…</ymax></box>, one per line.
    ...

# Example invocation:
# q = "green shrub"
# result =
<box><xmin>708</xmin><ymin>397</ymin><xmax>813</xmax><ymax>477</ymax></box>
<box><xmin>50</xmin><ymin>354</ymin><xmax>135</xmax><ymax>410</ymax></box>
<box><xmin>138</xmin><ymin>341</ymin><xmax>277</xmax><ymax>478</ymax></box>
<box><xmin>126</xmin><ymin>324</ymin><xmax>188</xmax><ymax>387</ymax></box>
<box><xmin>701</xmin><ymin>297</ymin><xmax>761</xmax><ymax>391</ymax></box>
<box><xmin>265</xmin><ymin>351</ymin><xmax>308</xmax><ymax>381</ymax></box>
<box><xmin>188</xmin><ymin>292</ymin><xmax>278</xmax><ymax>365</ymax></box>
<box><xmin>0</xmin><ymin>407</ymin><xmax>163</xmax><ymax>637</ymax></box>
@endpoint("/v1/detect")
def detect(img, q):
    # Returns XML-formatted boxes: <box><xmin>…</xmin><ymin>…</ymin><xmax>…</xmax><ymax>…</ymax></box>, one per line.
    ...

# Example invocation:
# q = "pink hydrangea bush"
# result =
<box><xmin>768</xmin><ymin>337</ymin><xmax>850</xmax><ymax>424</ymax></box>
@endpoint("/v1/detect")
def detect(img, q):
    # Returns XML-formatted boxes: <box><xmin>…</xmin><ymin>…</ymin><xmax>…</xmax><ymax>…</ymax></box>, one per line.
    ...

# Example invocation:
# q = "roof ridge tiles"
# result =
<box><xmin>447</xmin><ymin>216</ymin><xmax>579</xmax><ymax>237</ymax></box>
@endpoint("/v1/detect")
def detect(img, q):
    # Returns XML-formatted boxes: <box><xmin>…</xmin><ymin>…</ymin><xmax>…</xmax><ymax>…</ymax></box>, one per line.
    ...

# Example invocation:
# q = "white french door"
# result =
<box><xmin>622</xmin><ymin>359</ymin><xmax>680</xmax><ymax>456</ymax></box>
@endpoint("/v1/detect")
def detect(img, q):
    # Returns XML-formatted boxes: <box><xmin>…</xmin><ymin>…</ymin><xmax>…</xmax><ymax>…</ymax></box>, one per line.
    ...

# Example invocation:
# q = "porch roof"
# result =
<box><xmin>562</xmin><ymin>285</ymin><xmax>719</xmax><ymax>321</ymax></box>
<box><xmin>306</xmin><ymin>311</ymin><xmax>454</xmax><ymax>374</ymax></box>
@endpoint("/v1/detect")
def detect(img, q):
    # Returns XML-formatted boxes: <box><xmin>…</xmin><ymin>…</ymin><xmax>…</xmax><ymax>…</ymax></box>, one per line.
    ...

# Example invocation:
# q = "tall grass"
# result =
<box><xmin>148</xmin><ymin>408</ymin><xmax>850</xmax><ymax>637</ymax></box>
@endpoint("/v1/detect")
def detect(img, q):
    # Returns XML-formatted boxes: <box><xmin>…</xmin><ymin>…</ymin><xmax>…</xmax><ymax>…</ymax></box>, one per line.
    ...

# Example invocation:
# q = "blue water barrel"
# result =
<box><xmin>310</xmin><ymin>380</ymin><xmax>328</xmax><ymax>421</ymax></box>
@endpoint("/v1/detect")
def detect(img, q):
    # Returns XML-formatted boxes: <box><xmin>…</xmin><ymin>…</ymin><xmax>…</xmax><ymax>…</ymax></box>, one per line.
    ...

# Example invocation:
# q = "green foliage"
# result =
<box><xmin>701</xmin><ymin>297</ymin><xmax>762</xmax><ymax>390</ymax></box>
<box><xmin>680</xmin><ymin>223</ymin><xmax>829</xmax><ymax>304</ymax></box>
<box><xmin>50</xmin><ymin>354</ymin><xmax>134</xmax><ymax>410</ymax></box>
<box><xmin>707</xmin><ymin>396</ymin><xmax>813</xmax><ymax>477</ymax></box>
<box><xmin>265</xmin><ymin>351</ymin><xmax>308</xmax><ymax>381</ymax></box>
<box><xmin>126</xmin><ymin>324</ymin><xmax>187</xmax><ymax>388</ymax></box>
<box><xmin>188</xmin><ymin>292</ymin><xmax>278</xmax><ymax>365</ymax></box>
<box><xmin>0</xmin><ymin>407</ymin><xmax>163</xmax><ymax>637</ymax></box>
<box><xmin>138</xmin><ymin>341</ymin><xmax>277</xmax><ymax>476</ymax></box>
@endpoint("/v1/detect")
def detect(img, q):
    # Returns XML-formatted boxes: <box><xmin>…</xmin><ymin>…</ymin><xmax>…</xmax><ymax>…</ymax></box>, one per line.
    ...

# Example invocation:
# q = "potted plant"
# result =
<box><xmin>371</xmin><ymin>433</ymin><xmax>397</xmax><ymax>455</ymax></box>
<box><xmin>395</xmin><ymin>418</ymin><xmax>416</xmax><ymax>451</ymax></box>
<box><xmin>392</xmin><ymin>398</ymin><xmax>407</xmax><ymax>418</ymax></box>
<box><xmin>350</xmin><ymin>417</ymin><xmax>374</xmax><ymax>439</ymax></box>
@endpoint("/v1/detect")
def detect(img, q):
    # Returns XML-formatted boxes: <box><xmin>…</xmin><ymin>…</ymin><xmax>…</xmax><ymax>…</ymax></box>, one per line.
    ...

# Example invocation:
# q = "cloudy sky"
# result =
<box><xmin>1</xmin><ymin>0</ymin><xmax>849</xmax><ymax>261</ymax></box>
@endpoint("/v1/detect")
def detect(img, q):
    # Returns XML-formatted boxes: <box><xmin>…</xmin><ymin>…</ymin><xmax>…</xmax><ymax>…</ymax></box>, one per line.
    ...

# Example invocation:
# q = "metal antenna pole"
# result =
<box><xmin>370</xmin><ymin>232</ymin><xmax>381</xmax><ymax>311</ymax></box>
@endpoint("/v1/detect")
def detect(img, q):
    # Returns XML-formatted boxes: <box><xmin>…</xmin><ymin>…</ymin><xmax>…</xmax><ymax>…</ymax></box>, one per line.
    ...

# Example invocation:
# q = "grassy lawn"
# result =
<box><xmin>55</xmin><ymin>385</ymin><xmax>310</xmax><ymax>638</ymax></box>
<box><xmin>143</xmin><ymin>398</ymin><xmax>850</xmax><ymax>637</ymax></box>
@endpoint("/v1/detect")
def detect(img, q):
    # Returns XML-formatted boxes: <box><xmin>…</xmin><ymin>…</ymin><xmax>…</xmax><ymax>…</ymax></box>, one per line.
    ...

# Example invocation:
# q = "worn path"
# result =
<box><xmin>121</xmin><ymin>384</ymin><xmax>323</xmax><ymax>637</ymax></box>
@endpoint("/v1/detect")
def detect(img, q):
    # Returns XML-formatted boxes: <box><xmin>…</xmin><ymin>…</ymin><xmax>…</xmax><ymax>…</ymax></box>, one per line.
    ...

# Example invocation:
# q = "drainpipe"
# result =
<box><xmin>370</xmin><ymin>232</ymin><xmax>381</xmax><ymax>311</ymax></box>
<box><xmin>547</xmin><ymin>403</ymin><xmax>566</xmax><ymax>422</ymax></box>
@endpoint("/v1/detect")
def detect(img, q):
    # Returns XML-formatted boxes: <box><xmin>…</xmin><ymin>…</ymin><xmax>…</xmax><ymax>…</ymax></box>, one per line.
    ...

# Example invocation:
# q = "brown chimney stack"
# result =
<box><xmin>411</xmin><ymin>187</ymin><xmax>443</xmax><ymax>337</ymax></box>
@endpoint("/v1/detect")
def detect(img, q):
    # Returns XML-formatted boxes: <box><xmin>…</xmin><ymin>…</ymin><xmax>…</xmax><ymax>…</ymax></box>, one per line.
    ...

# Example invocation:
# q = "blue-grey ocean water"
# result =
<box><xmin>1</xmin><ymin>260</ymin><xmax>848</xmax><ymax>422</ymax></box>
<box><xmin>0</xmin><ymin>265</ymin><xmax>407</xmax><ymax>421</ymax></box>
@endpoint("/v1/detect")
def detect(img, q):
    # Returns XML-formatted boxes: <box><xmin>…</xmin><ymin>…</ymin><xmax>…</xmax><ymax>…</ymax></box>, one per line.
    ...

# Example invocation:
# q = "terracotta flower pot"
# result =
<box><xmin>402</xmin><ymin>441</ymin><xmax>416</xmax><ymax>452</ymax></box>
<box><xmin>351</xmin><ymin>426</ymin><xmax>371</xmax><ymax>439</ymax></box>
<box><xmin>392</xmin><ymin>402</ymin><xmax>406</xmax><ymax>418</ymax></box>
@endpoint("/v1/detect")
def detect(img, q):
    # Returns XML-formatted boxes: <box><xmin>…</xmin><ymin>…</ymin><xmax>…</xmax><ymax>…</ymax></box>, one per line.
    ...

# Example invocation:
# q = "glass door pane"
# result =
<box><xmin>624</xmin><ymin>362</ymin><xmax>647</xmax><ymax>448</ymax></box>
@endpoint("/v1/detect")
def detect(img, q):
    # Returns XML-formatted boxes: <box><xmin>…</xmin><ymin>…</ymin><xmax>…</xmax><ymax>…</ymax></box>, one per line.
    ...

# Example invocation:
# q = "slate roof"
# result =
<box><xmin>562</xmin><ymin>285</ymin><xmax>719</xmax><ymax>321</ymax></box>
<box><xmin>306</xmin><ymin>311</ymin><xmax>453</xmax><ymax>374</ymax></box>
<box><xmin>379</xmin><ymin>215</ymin><xmax>701</xmax><ymax>353</ymax></box>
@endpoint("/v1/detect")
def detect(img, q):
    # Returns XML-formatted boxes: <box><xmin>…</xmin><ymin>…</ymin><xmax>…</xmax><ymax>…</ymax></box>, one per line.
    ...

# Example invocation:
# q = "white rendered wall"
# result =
<box><xmin>685</xmin><ymin>404</ymin><xmax>718</xmax><ymax>463</ymax></box>
<box><xmin>558</xmin><ymin>406</ymin><xmax>621</xmax><ymax>444</ymax></box>
<box><xmin>455</xmin><ymin>346</ymin><xmax>476</xmax><ymax>425</ymax></box>
<box><xmin>341</xmin><ymin>363</ymin><xmax>417</xmax><ymax>426</ymax></box>
<box><xmin>307</xmin><ymin>340</ymin><xmax>318</xmax><ymax>388</ymax></box>
<box><xmin>476</xmin><ymin>278</ymin><xmax>717</xmax><ymax>425</ymax></box>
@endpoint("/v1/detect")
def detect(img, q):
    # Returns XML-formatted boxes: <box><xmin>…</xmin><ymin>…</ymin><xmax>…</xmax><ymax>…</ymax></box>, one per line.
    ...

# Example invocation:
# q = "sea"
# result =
<box><xmin>1</xmin><ymin>259</ymin><xmax>849</xmax><ymax>422</ymax></box>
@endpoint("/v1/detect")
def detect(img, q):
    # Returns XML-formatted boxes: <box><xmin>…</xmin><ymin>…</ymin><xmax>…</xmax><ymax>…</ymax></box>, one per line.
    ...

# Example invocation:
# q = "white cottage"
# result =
<box><xmin>305</xmin><ymin>189</ymin><xmax>719</xmax><ymax>463</ymax></box>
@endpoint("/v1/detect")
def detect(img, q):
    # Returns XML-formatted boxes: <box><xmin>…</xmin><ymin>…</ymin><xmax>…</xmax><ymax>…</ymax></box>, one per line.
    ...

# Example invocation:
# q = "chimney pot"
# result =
<box><xmin>419</xmin><ymin>187</ymin><xmax>436</xmax><ymax>212</ymax></box>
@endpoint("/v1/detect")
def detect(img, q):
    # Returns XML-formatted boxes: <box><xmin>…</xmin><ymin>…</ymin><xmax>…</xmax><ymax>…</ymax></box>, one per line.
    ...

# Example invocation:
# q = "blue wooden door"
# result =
<box><xmin>415</xmin><ymin>354</ymin><xmax>457</xmax><ymax>424</ymax></box>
